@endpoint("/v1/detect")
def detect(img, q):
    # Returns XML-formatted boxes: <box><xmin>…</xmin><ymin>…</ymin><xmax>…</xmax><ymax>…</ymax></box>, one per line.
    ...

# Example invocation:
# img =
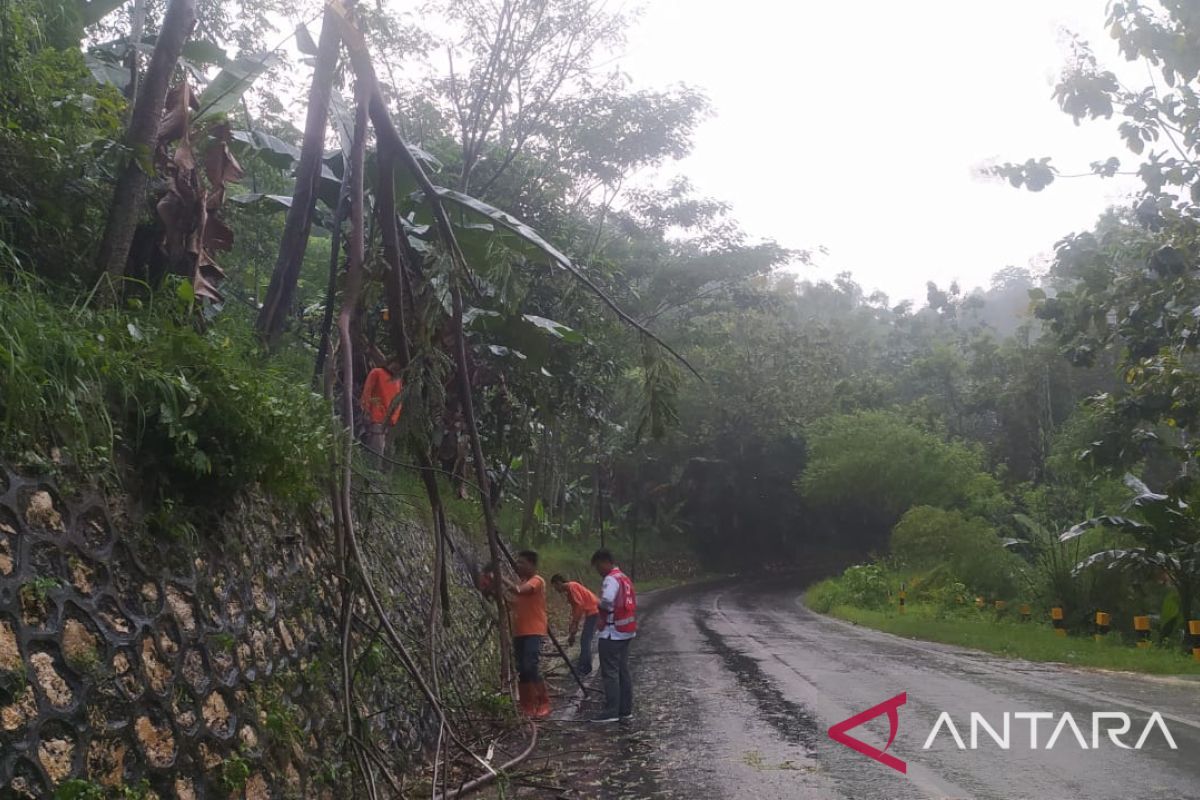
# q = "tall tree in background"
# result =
<box><xmin>440</xmin><ymin>0</ymin><xmax>624</xmax><ymax>194</ymax></box>
<box><xmin>93</xmin><ymin>0</ymin><xmax>195</xmax><ymax>296</ymax></box>
<box><xmin>256</xmin><ymin>5</ymin><xmax>344</xmax><ymax>343</ymax></box>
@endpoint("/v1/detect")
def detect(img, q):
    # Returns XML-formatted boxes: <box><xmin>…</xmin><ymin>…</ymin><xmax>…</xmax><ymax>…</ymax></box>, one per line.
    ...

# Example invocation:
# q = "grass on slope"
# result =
<box><xmin>386</xmin><ymin>469</ymin><xmax>700</xmax><ymax>593</ymax></box>
<box><xmin>819</xmin><ymin>601</ymin><xmax>1200</xmax><ymax>676</ymax></box>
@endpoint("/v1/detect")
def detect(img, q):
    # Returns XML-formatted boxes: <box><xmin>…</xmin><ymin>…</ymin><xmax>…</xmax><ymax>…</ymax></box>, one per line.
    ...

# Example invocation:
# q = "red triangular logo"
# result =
<box><xmin>827</xmin><ymin>692</ymin><xmax>907</xmax><ymax>774</ymax></box>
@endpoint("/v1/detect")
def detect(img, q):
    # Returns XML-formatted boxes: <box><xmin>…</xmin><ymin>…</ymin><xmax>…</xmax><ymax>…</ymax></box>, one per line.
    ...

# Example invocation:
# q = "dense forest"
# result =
<box><xmin>4</xmin><ymin>0</ymin><xmax>1200</xmax><ymax>612</ymax></box>
<box><xmin>6</xmin><ymin>0</ymin><xmax>1200</xmax><ymax>793</ymax></box>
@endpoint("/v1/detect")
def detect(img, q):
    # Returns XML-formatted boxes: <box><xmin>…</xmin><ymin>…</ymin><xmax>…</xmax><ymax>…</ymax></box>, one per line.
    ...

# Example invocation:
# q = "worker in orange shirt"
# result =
<box><xmin>503</xmin><ymin>550</ymin><xmax>550</xmax><ymax>719</ymax></box>
<box><xmin>360</xmin><ymin>357</ymin><xmax>403</xmax><ymax>469</ymax></box>
<box><xmin>551</xmin><ymin>574</ymin><xmax>600</xmax><ymax>675</ymax></box>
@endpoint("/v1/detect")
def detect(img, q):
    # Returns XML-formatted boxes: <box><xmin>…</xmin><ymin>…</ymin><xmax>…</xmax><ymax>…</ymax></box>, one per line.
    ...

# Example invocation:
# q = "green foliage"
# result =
<box><xmin>65</xmin><ymin>639</ymin><xmax>101</xmax><ymax>672</ymax></box>
<box><xmin>256</xmin><ymin>684</ymin><xmax>304</xmax><ymax>747</ymax></box>
<box><xmin>891</xmin><ymin>506</ymin><xmax>1020</xmax><ymax>598</ymax></box>
<box><xmin>469</xmin><ymin>689</ymin><xmax>515</xmax><ymax>718</ymax></box>
<box><xmin>209</xmin><ymin>632</ymin><xmax>236</xmax><ymax>652</ymax></box>
<box><xmin>997</xmin><ymin>4</ymin><xmax>1200</xmax><ymax>199</ymax></box>
<box><xmin>798</xmin><ymin>410</ymin><xmax>1004</xmax><ymax>521</ymax></box>
<box><xmin>635</xmin><ymin>336</ymin><xmax>680</xmax><ymax>442</ymax></box>
<box><xmin>1160</xmin><ymin>589</ymin><xmax>1183</xmax><ymax>643</ymax></box>
<box><xmin>0</xmin><ymin>23</ymin><xmax>125</xmax><ymax>277</ymax></box>
<box><xmin>983</xmin><ymin>1</ymin><xmax>1200</xmax><ymax>644</ymax></box>
<box><xmin>115</xmin><ymin>783</ymin><xmax>154</xmax><ymax>800</ymax></box>
<box><xmin>801</xmin><ymin>578</ymin><xmax>840</xmax><ymax>614</ymax></box>
<box><xmin>911</xmin><ymin>572</ymin><xmax>970</xmax><ymax>614</ymax></box>
<box><xmin>1011</xmin><ymin>512</ymin><xmax>1091</xmax><ymax>610</ymax></box>
<box><xmin>804</xmin><ymin>564</ymin><xmax>890</xmax><ymax>612</ymax></box>
<box><xmin>53</xmin><ymin>781</ymin><xmax>106</xmax><ymax>800</ymax></box>
<box><xmin>22</xmin><ymin>575</ymin><xmax>59</xmax><ymax>602</ymax></box>
<box><xmin>1062</xmin><ymin>474</ymin><xmax>1200</xmax><ymax>634</ymax></box>
<box><xmin>358</xmin><ymin>642</ymin><xmax>386</xmax><ymax>678</ymax></box>
<box><xmin>0</xmin><ymin>665</ymin><xmax>26</xmax><ymax>706</ymax></box>
<box><xmin>0</xmin><ymin>273</ymin><xmax>333</xmax><ymax>507</ymax></box>
<box><xmin>54</xmin><ymin>780</ymin><xmax>153</xmax><ymax>800</ymax></box>
<box><xmin>219</xmin><ymin>752</ymin><xmax>252</xmax><ymax>792</ymax></box>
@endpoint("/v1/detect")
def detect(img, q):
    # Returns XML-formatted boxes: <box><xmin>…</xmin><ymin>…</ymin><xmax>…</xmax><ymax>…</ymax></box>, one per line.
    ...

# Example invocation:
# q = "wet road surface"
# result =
<box><xmin>537</xmin><ymin>580</ymin><xmax>1200</xmax><ymax>800</ymax></box>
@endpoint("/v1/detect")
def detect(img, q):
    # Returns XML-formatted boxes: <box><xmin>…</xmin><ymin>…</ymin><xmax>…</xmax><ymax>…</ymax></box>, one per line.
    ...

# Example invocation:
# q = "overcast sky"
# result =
<box><xmin>618</xmin><ymin>0</ymin><xmax>1142</xmax><ymax>303</ymax></box>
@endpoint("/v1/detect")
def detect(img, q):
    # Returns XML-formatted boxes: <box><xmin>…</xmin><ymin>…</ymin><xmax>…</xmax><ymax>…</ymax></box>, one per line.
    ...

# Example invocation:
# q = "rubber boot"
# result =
<box><xmin>533</xmin><ymin>680</ymin><xmax>551</xmax><ymax>719</ymax></box>
<box><xmin>517</xmin><ymin>681</ymin><xmax>536</xmax><ymax>718</ymax></box>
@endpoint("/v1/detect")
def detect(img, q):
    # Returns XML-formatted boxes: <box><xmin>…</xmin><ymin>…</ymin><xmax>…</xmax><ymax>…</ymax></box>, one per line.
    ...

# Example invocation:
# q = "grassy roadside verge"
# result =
<box><xmin>814</xmin><ymin>600</ymin><xmax>1200</xmax><ymax>676</ymax></box>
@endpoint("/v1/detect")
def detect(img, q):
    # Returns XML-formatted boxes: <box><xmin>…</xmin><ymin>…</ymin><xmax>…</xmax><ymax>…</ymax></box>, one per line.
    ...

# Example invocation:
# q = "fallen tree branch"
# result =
<box><xmin>376</xmin><ymin>142</ymin><xmax>453</xmax><ymax>635</ymax></box>
<box><xmin>328</xmin><ymin>76</ymin><xmax>489</xmax><ymax>795</ymax></box>
<box><xmin>549</xmin><ymin>256</ymin><xmax>701</xmax><ymax>379</ymax></box>
<box><xmin>334</xmin><ymin>3</ymin><xmax>516</xmax><ymax>690</ymax></box>
<box><xmin>334</xmin><ymin>77</ymin><xmax>380</xmax><ymax>800</ymax></box>
<box><xmin>431</xmin><ymin>721</ymin><xmax>538</xmax><ymax>800</ymax></box>
<box><xmin>348</xmin><ymin>734</ymin><xmax>404</xmax><ymax>796</ymax></box>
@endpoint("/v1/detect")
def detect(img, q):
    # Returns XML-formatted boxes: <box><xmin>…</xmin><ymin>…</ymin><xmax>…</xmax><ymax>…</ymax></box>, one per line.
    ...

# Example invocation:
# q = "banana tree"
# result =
<box><xmin>1059</xmin><ymin>474</ymin><xmax>1200</xmax><ymax>642</ymax></box>
<box><xmin>1008</xmin><ymin>513</ymin><xmax>1092</xmax><ymax>612</ymax></box>
<box><xmin>90</xmin><ymin>11</ymin><xmax>280</xmax><ymax>301</ymax></box>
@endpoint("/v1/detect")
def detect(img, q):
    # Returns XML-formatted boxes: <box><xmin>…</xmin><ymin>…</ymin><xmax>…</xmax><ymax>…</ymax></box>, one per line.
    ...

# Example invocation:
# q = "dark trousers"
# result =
<box><xmin>366</xmin><ymin>422</ymin><xmax>392</xmax><ymax>471</ymax></box>
<box><xmin>598</xmin><ymin>637</ymin><xmax>632</xmax><ymax>717</ymax></box>
<box><xmin>578</xmin><ymin>614</ymin><xmax>598</xmax><ymax>675</ymax></box>
<box><xmin>514</xmin><ymin>635</ymin><xmax>543</xmax><ymax>682</ymax></box>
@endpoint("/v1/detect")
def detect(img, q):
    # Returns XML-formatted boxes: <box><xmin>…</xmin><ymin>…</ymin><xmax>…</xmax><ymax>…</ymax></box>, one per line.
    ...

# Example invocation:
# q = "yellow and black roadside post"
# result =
<box><xmin>975</xmin><ymin>596</ymin><xmax>985</xmax><ymax>610</ymax></box>
<box><xmin>898</xmin><ymin>583</ymin><xmax>906</xmax><ymax>615</ymax></box>
<box><xmin>994</xmin><ymin>599</ymin><xmax>1007</xmax><ymax>617</ymax></box>
<box><xmin>1189</xmin><ymin>620</ymin><xmax>1200</xmax><ymax>662</ymax></box>
<box><xmin>1019</xmin><ymin>603</ymin><xmax>1032</xmax><ymax>622</ymax></box>
<box><xmin>1134</xmin><ymin>615</ymin><xmax>1151</xmax><ymax>648</ymax></box>
<box><xmin>1051</xmin><ymin>606</ymin><xmax>1066</xmax><ymax>637</ymax></box>
<box><xmin>1094</xmin><ymin>611</ymin><xmax>1111</xmax><ymax>642</ymax></box>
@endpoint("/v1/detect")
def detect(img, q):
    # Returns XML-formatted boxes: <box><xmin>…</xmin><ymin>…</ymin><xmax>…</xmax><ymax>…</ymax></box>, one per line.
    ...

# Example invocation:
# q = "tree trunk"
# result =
<box><xmin>256</xmin><ymin>5</ymin><xmax>344</xmax><ymax>344</ymax></box>
<box><xmin>376</xmin><ymin>147</ymin><xmax>410</xmax><ymax>362</ymax></box>
<box><xmin>631</xmin><ymin>523</ymin><xmax>637</xmax><ymax>581</ymax></box>
<box><xmin>124</xmin><ymin>0</ymin><xmax>147</xmax><ymax>101</ymax></box>
<box><xmin>93</xmin><ymin>0</ymin><xmax>194</xmax><ymax>298</ymax></box>
<box><xmin>313</xmin><ymin>175</ymin><xmax>350</xmax><ymax>387</ymax></box>
<box><xmin>519</xmin><ymin>451</ymin><xmax>537</xmax><ymax>542</ymax></box>
<box><xmin>589</xmin><ymin>460</ymin><xmax>600</xmax><ymax>539</ymax></box>
<box><xmin>449</xmin><ymin>277</ymin><xmax>515</xmax><ymax>685</ymax></box>
<box><xmin>337</xmin><ymin>87</ymin><xmax>368</xmax><ymax>425</ymax></box>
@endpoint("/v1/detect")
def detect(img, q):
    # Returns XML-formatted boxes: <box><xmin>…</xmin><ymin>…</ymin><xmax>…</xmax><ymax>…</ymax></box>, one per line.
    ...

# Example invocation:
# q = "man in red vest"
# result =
<box><xmin>360</xmin><ymin>357</ymin><xmax>403</xmax><ymax>469</ymax></box>
<box><xmin>590</xmin><ymin>548</ymin><xmax>636</xmax><ymax>724</ymax></box>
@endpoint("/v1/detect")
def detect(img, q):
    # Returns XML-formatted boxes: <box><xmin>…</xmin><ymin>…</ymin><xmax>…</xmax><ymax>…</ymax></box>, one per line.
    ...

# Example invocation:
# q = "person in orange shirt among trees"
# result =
<box><xmin>360</xmin><ymin>357</ymin><xmax>403</xmax><ymax>469</ymax></box>
<box><xmin>503</xmin><ymin>550</ymin><xmax>551</xmax><ymax>719</ymax></box>
<box><xmin>550</xmin><ymin>573</ymin><xmax>600</xmax><ymax>676</ymax></box>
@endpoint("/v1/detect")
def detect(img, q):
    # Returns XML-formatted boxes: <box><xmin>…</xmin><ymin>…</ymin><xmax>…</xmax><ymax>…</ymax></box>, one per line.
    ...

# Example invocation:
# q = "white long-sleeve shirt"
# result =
<box><xmin>597</xmin><ymin>570</ymin><xmax>635</xmax><ymax>641</ymax></box>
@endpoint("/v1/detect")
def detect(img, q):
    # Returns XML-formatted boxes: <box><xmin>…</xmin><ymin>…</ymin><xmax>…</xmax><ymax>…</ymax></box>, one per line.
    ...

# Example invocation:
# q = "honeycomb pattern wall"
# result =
<box><xmin>0</xmin><ymin>466</ymin><xmax>495</xmax><ymax>798</ymax></box>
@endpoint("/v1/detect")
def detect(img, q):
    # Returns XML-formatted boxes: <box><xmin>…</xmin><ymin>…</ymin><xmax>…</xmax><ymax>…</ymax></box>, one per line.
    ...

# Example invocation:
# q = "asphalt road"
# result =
<box><xmin>589</xmin><ymin>579</ymin><xmax>1200</xmax><ymax>800</ymax></box>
